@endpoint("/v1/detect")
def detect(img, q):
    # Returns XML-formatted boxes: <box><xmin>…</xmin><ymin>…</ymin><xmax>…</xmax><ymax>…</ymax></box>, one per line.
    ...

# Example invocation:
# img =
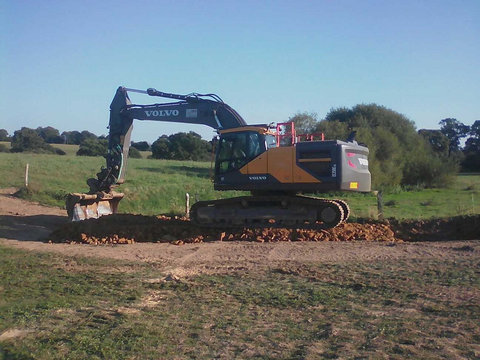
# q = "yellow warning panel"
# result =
<box><xmin>350</xmin><ymin>182</ymin><xmax>358</xmax><ymax>189</ymax></box>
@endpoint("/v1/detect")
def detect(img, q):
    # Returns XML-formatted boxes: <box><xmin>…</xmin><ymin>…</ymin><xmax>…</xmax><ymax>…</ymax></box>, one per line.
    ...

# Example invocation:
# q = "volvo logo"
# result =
<box><xmin>145</xmin><ymin>110</ymin><xmax>179</xmax><ymax>117</ymax></box>
<box><xmin>249</xmin><ymin>175</ymin><xmax>267</xmax><ymax>181</ymax></box>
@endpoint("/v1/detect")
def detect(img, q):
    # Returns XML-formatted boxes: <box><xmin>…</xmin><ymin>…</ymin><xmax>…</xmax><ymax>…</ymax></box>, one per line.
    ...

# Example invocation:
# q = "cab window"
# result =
<box><xmin>265</xmin><ymin>134</ymin><xmax>277</xmax><ymax>148</ymax></box>
<box><xmin>216</xmin><ymin>131</ymin><xmax>265</xmax><ymax>174</ymax></box>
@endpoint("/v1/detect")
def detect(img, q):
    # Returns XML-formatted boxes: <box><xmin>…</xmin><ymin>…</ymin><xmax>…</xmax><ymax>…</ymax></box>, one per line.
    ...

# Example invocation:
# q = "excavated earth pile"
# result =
<box><xmin>49</xmin><ymin>214</ymin><xmax>480</xmax><ymax>245</ymax></box>
<box><xmin>389</xmin><ymin>215</ymin><xmax>480</xmax><ymax>241</ymax></box>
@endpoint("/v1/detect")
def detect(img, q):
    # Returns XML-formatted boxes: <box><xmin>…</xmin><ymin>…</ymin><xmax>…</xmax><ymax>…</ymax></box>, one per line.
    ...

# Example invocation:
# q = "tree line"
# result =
<box><xmin>1</xmin><ymin>105</ymin><xmax>479</xmax><ymax>189</ymax></box>
<box><xmin>0</xmin><ymin>126</ymin><xmax>212</xmax><ymax>160</ymax></box>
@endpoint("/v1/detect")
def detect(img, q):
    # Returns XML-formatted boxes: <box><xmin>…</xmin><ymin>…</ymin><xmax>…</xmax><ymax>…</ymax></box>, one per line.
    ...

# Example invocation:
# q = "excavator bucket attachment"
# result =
<box><xmin>66</xmin><ymin>191</ymin><xmax>124</xmax><ymax>221</ymax></box>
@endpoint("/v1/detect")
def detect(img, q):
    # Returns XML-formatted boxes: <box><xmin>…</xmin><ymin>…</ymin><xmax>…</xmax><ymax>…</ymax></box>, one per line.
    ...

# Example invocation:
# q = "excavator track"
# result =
<box><xmin>332</xmin><ymin>199</ymin><xmax>350</xmax><ymax>223</ymax></box>
<box><xmin>190</xmin><ymin>195</ymin><xmax>346</xmax><ymax>230</ymax></box>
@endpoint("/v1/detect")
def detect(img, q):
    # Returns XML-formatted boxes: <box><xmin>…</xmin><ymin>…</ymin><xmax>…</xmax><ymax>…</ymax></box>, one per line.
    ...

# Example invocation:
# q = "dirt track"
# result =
<box><xmin>1</xmin><ymin>188</ymin><xmax>479</xmax><ymax>277</ymax></box>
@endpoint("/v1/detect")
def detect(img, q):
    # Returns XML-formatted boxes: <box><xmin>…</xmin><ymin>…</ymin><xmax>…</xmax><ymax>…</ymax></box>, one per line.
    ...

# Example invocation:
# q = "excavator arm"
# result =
<box><xmin>67</xmin><ymin>86</ymin><xmax>246</xmax><ymax>220</ymax></box>
<box><xmin>89</xmin><ymin>86</ymin><xmax>247</xmax><ymax>193</ymax></box>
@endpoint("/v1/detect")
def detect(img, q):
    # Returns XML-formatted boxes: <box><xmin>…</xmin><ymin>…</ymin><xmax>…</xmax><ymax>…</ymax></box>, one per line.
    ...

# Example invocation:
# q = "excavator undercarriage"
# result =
<box><xmin>191</xmin><ymin>195</ymin><xmax>350</xmax><ymax>229</ymax></box>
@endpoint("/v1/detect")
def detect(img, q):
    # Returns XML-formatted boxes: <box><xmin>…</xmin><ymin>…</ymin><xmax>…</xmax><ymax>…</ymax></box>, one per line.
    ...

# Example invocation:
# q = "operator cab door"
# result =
<box><xmin>215</xmin><ymin>131</ymin><xmax>266</xmax><ymax>178</ymax></box>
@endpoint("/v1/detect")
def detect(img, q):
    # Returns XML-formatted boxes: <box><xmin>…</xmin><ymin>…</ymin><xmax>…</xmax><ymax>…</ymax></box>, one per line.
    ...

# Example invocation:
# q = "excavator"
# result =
<box><xmin>66</xmin><ymin>86</ymin><xmax>371</xmax><ymax>229</ymax></box>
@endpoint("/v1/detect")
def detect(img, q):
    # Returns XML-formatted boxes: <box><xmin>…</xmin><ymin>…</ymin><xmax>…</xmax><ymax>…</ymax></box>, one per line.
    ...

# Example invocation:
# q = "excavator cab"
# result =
<box><xmin>215</xmin><ymin>128</ymin><xmax>267</xmax><ymax>174</ymax></box>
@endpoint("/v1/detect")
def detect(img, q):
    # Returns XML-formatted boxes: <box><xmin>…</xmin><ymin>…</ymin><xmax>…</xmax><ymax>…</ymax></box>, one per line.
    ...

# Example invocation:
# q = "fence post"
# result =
<box><xmin>25</xmin><ymin>163</ymin><xmax>29</xmax><ymax>188</ymax></box>
<box><xmin>185</xmin><ymin>193</ymin><xmax>190</xmax><ymax>219</ymax></box>
<box><xmin>377</xmin><ymin>191</ymin><xmax>384</xmax><ymax>220</ymax></box>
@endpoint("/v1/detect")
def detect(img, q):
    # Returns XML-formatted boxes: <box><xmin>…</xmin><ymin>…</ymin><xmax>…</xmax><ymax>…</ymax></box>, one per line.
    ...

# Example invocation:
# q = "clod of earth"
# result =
<box><xmin>49</xmin><ymin>214</ymin><xmax>480</xmax><ymax>245</ymax></box>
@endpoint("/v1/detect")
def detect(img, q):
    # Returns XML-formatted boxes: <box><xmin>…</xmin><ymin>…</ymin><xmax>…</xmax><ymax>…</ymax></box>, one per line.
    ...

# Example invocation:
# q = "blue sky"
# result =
<box><xmin>1</xmin><ymin>0</ymin><xmax>479</xmax><ymax>142</ymax></box>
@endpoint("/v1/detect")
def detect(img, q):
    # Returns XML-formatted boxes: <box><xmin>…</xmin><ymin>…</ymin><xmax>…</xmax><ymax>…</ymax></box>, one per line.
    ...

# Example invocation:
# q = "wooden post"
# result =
<box><xmin>25</xmin><ymin>163</ymin><xmax>29</xmax><ymax>188</ymax></box>
<box><xmin>185</xmin><ymin>193</ymin><xmax>190</xmax><ymax>219</ymax></box>
<box><xmin>377</xmin><ymin>191</ymin><xmax>384</xmax><ymax>220</ymax></box>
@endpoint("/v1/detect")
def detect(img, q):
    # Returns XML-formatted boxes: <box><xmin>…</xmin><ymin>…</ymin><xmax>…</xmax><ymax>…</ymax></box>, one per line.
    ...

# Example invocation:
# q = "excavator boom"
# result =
<box><xmin>91</xmin><ymin>86</ymin><xmax>246</xmax><ymax>192</ymax></box>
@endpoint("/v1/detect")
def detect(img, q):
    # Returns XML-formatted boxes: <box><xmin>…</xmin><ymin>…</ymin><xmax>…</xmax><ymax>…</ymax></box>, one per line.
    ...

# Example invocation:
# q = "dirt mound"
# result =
<box><xmin>49</xmin><ymin>214</ymin><xmax>480</xmax><ymax>245</ymax></box>
<box><xmin>50</xmin><ymin>214</ymin><xmax>399</xmax><ymax>245</ymax></box>
<box><xmin>389</xmin><ymin>215</ymin><xmax>480</xmax><ymax>241</ymax></box>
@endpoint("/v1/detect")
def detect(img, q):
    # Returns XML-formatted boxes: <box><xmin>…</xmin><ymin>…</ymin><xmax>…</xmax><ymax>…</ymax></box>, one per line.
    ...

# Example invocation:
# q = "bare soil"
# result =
<box><xmin>1</xmin><ymin>188</ymin><xmax>479</xmax><ymax>277</ymax></box>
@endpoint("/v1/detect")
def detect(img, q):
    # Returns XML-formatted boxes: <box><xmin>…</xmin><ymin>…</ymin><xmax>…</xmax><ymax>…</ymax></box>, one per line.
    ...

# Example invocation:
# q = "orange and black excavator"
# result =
<box><xmin>66</xmin><ymin>86</ymin><xmax>371</xmax><ymax>229</ymax></box>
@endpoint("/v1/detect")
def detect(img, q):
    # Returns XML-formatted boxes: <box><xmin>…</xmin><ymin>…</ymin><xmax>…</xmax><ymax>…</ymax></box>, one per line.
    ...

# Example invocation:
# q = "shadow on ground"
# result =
<box><xmin>0</xmin><ymin>215</ymin><xmax>68</xmax><ymax>242</ymax></box>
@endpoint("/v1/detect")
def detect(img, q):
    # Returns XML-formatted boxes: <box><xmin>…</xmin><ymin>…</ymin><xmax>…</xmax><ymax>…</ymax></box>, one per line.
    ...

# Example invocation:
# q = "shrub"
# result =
<box><xmin>402</xmin><ymin>149</ymin><xmax>457</xmax><ymax>188</ymax></box>
<box><xmin>151</xmin><ymin>132</ymin><xmax>212</xmax><ymax>161</ymax></box>
<box><xmin>131</xmin><ymin>141</ymin><xmax>150</xmax><ymax>151</ymax></box>
<box><xmin>54</xmin><ymin>148</ymin><xmax>66</xmax><ymax>155</ymax></box>
<box><xmin>128</xmin><ymin>147</ymin><xmax>142</xmax><ymax>158</ymax></box>
<box><xmin>77</xmin><ymin>138</ymin><xmax>108</xmax><ymax>157</ymax></box>
<box><xmin>10</xmin><ymin>127</ymin><xmax>58</xmax><ymax>154</ymax></box>
<box><xmin>151</xmin><ymin>137</ymin><xmax>171</xmax><ymax>159</ymax></box>
<box><xmin>0</xmin><ymin>129</ymin><xmax>10</xmax><ymax>141</ymax></box>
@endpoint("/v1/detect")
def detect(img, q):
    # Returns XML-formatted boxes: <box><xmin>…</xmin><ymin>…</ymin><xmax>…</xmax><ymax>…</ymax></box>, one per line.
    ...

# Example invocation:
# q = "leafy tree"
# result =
<box><xmin>288</xmin><ymin>112</ymin><xmax>319</xmax><ymax>134</ymax></box>
<box><xmin>470</xmin><ymin>120</ymin><xmax>480</xmax><ymax>138</ymax></box>
<box><xmin>80</xmin><ymin>130</ymin><xmax>97</xmax><ymax>142</ymax></box>
<box><xmin>151</xmin><ymin>132</ymin><xmax>211</xmax><ymax>161</ymax></box>
<box><xmin>62</xmin><ymin>130</ymin><xmax>98</xmax><ymax>145</ymax></box>
<box><xmin>462</xmin><ymin>120</ymin><xmax>480</xmax><ymax>171</ymax></box>
<box><xmin>402</xmin><ymin>144</ymin><xmax>458</xmax><ymax>187</ymax></box>
<box><xmin>418</xmin><ymin>129</ymin><xmax>449</xmax><ymax>157</ymax></box>
<box><xmin>76</xmin><ymin>138</ymin><xmax>108</xmax><ymax>157</ymax></box>
<box><xmin>315</xmin><ymin>119</ymin><xmax>350</xmax><ymax>141</ymax></box>
<box><xmin>151</xmin><ymin>136</ymin><xmax>170</xmax><ymax>159</ymax></box>
<box><xmin>10</xmin><ymin>127</ymin><xmax>64</xmax><ymax>155</ymax></box>
<box><xmin>464</xmin><ymin>120</ymin><xmax>480</xmax><ymax>153</ymax></box>
<box><xmin>11</xmin><ymin>127</ymin><xmax>52</xmax><ymax>153</ymax></box>
<box><xmin>61</xmin><ymin>131</ymin><xmax>82</xmax><ymax>144</ymax></box>
<box><xmin>131</xmin><ymin>141</ymin><xmax>150</xmax><ymax>151</ymax></box>
<box><xmin>318</xmin><ymin>104</ymin><xmax>457</xmax><ymax>188</ymax></box>
<box><xmin>168</xmin><ymin>132</ymin><xmax>211</xmax><ymax>161</ymax></box>
<box><xmin>439</xmin><ymin>118</ymin><xmax>469</xmax><ymax>155</ymax></box>
<box><xmin>324</xmin><ymin>104</ymin><xmax>418</xmax><ymax>142</ymax></box>
<box><xmin>36</xmin><ymin>126</ymin><xmax>63</xmax><ymax>144</ymax></box>
<box><xmin>128</xmin><ymin>146</ymin><xmax>142</xmax><ymax>159</ymax></box>
<box><xmin>0</xmin><ymin>129</ymin><xmax>10</xmax><ymax>141</ymax></box>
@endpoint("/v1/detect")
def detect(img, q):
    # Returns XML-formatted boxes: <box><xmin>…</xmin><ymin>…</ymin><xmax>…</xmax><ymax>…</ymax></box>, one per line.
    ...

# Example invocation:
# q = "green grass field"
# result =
<box><xmin>0</xmin><ymin>149</ymin><xmax>478</xmax><ymax>219</ymax></box>
<box><xmin>1</xmin><ymin>148</ymin><xmax>479</xmax><ymax>359</ymax></box>
<box><xmin>1</xmin><ymin>245</ymin><xmax>479</xmax><ymax>359</ymax></box>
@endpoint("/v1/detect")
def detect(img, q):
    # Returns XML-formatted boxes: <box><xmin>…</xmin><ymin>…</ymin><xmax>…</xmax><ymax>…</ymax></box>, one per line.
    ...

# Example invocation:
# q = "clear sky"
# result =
<box><xmin>1</xmin><ymin>0</ymin><xmax>479</xmax><ymax>143</ymax></box>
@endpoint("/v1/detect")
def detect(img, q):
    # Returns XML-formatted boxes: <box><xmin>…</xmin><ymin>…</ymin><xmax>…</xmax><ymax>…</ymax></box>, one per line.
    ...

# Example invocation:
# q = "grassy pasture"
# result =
<box><xmin>52</xmin><ymin>143</ymin><xmax>80</xmax><ymax>156</ymax></box>
<box><xmin>0</xmin><ymin>244</ymin><xmax>479</xmax><ymax>359</ymax></box>
<box><xmin>0</xmin><ymin>151</ymin><xmax>479</xmax><ymax>219</ymax></box>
